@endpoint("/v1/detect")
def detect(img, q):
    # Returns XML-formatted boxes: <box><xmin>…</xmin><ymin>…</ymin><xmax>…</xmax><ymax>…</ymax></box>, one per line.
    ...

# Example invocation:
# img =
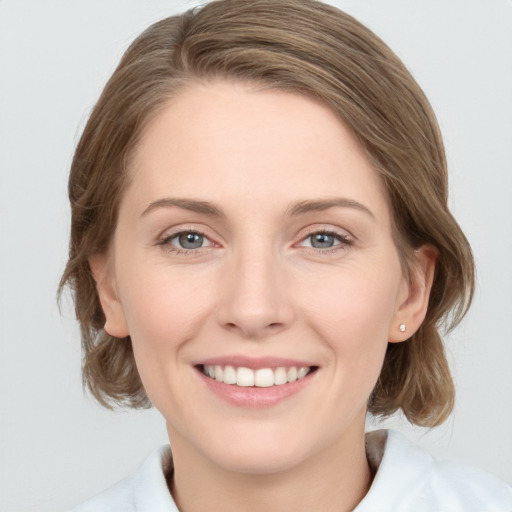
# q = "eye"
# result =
<box><xmin>160</xmin><ymin>231</ymin><xmax>213</xmax><ymax>251</ymax></box>
<box><xmin>175</xmin><ymin>232</ymin><xmax>206</xmax><ymax>249</ymax></box>
<box><xmin>308</xmin><ymin>232</ymin><xmax>339</xmax><ymax>249</ymax></box>
<box><xmin>298</xmin><ymin>230</ymin><xmax>352</xmax><ymax>250</ymax></box>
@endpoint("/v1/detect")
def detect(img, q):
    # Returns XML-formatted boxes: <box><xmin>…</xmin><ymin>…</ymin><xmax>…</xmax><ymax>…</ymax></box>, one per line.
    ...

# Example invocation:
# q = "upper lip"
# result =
<box><xmin>194</xmin><ymin>355</ymin><xmax>317</xmax><ymax>370</ymax></box>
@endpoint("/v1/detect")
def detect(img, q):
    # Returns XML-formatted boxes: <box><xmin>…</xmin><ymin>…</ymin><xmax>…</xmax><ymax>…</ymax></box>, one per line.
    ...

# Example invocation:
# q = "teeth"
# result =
<box><xmin>223</xmin><ymin>365</ymin><xmax>236</xmax><ymax>384</ymax></box>
<box><xmin>287</xmin><ymin>367</ymin><xmax>297</xmax><ymax>382</ymax></box>
<box><xmin>274</xmin><ymin>367</ymin><xmax>287</xmax><ymax>385</ymax></box>
<box><xmin>236</xmin><ymin>367</ymin><xmax>254</xmax><ymax>387</ymax></box>
<box><xmin>297</xmin><ymin>367</ymin><xmax>309</xmax><ymax>379</ymax></box>
<box><xmin>202</xmin><ymin>364</ymin><xmax>312</xmax><ymax>387</ymax></box>
<box><xmin>254</xmin><ymin>368</ymin><xmax>274</xmax><ymax>387</ymax></box>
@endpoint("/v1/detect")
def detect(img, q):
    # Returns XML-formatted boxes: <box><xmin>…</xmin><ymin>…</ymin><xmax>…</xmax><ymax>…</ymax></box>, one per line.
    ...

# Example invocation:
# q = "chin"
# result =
<box><xmin>209</xmin><ymin>442</ymin><xmax>309</xmax><ymax>475</ymax></box>
<box><xmin>192</xmin><ymin>422</ymin><xmax>320</xmax><ymax>475</ymax></box>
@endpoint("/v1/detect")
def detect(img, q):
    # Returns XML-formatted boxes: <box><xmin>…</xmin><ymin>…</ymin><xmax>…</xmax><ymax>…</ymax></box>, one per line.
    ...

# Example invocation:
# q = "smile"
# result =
<box><xmin>196</xmin><ymin>358</ymin><xmax>319</xmax><ymax>408</ymax></box>
<box><xmin>201</xmin><ymin>365</ymin><xmax>312</xmax><ymax>387</ymax></box>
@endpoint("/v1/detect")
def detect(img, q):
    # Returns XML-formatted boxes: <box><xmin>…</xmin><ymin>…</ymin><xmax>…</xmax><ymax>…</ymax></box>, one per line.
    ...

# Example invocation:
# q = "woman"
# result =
<box><xmin>61</xmin><ymin>0</ymin><xmax>511</xmax><ymax>510</ymax></box>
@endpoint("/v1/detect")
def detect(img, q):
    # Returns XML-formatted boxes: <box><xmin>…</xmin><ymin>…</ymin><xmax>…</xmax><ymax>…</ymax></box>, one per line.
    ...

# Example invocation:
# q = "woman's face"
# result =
<box><xmin>95</xmin><ymin>81</ymin><xmax>422</xmax><ymax>474</ymax></box>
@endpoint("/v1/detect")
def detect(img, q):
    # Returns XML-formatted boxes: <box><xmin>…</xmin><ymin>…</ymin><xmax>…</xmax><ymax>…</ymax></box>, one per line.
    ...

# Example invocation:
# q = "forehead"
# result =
<box><xmin>127</xmin><ymin>80</ymin><xmax>390</xmax><ymax>223</ymax></box>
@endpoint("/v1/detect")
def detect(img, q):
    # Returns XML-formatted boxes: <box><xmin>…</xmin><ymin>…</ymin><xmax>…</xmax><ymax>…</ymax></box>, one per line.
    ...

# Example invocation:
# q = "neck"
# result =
<box><xmin>168</xmin><ymin>426</ymin><xmax>372</xmax><ymax>512</ymax></box>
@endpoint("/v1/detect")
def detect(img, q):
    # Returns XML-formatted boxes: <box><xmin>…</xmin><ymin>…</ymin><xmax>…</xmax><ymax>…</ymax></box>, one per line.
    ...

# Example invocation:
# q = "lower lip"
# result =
<box><xmin>197</xmin><ymin>368</ymin><xmax>316</xmax><ymax>409</ymax></box>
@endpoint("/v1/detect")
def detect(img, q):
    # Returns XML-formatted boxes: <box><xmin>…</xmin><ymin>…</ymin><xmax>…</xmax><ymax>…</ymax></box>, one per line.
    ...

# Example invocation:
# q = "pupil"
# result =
<box><xmin>311</xmin><ymin>233</ymin><xmax>334</xmax><ymax>248</ymax></box>
<box><xmin>179</xmin><ymin>232</ymin><xmax>203</xmax><ymax>249</ymax></box>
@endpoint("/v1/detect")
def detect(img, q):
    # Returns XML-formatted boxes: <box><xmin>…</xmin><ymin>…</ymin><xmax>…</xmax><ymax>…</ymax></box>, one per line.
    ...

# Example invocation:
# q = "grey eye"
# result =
<box><xmin>309</xmin><ymin>233</ymin><xmax>336</xmax><ymax>248</ymax></box>
<box><xmin>177</xmin><ymin>232</ymin><xmax>205</xmax><ymax>249</ymax></box>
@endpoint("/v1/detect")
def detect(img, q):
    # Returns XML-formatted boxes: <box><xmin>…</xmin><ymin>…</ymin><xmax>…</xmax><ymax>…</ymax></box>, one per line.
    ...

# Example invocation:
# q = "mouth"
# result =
<box><xmin>199</xmin><ymin>364</ymin><xmax>317</xmax><ymax>388</ymax></box>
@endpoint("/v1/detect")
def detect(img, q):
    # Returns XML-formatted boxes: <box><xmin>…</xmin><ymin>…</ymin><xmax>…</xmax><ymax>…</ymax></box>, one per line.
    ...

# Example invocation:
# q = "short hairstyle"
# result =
<box><xmin>59</xmin><ymin>0</ymin><xmax>474</xmax><ymax>427</ymax></box>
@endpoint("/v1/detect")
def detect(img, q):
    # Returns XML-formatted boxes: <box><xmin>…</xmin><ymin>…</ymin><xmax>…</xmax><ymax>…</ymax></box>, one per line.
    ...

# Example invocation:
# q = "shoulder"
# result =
<box><xmin>429</xmin><ymin>457</ymin><xmax>512</xmax><ymax>509</ymax></box>
<box><xmin>68</xmin><ymin>445</ymin><xmax>178</xmax><ymax>512</ymax></box>
<box><xmin>357</xmin><ymin>429</ymin><xmax>512</xmax><ymax>512</ymax></box>
<box><xmin>70</xmin><ymin>473</ymin><xmax>136</xmax><ymax>512</ymax></box>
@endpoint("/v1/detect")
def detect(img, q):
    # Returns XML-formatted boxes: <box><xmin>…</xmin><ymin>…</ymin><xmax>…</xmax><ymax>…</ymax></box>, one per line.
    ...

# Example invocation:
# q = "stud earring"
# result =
<box><xmin>399</xmin><ymin>323</ymin><xmax>406</xmax><ymax>332</ymax></box>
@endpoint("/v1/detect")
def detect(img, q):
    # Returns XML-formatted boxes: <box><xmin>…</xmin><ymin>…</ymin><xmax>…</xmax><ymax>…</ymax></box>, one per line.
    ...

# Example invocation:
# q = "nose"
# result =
<box><xmin>215</xmin><ymin>243</ymin><xmax>294</xmax><ymax>339</ymax></box>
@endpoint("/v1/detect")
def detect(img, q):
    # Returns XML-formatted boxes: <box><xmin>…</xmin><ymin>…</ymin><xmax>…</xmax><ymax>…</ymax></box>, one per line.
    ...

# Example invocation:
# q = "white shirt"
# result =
<box><xmin>70</xmin><ymin>430</ymin><xmax>512</xmax><ymax>511</ymax></box>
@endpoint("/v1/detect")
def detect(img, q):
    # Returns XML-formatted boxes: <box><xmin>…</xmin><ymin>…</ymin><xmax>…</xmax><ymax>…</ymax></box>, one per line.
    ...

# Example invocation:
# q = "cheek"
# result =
<box><xmin>301</xmin><ymin>264</ymin><xmax>400</xmax><ymax>379</ymax></box>
<box><xmin>115</xmin><ymin>264</ymin><xmax>216</xmax><ymax>393</ymax></box>
<box><xmin>304</xmin><ymin>265</ymin><xmax>399</xmax><ymax>335</ymax></box>
<box><xmin>119</xmin><ymin>259</ymin><xmax>214</xmax><ymax>337</ymax></box>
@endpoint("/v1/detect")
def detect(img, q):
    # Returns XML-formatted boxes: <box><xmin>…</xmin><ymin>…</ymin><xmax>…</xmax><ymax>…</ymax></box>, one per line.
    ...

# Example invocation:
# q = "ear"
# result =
<box><xmin>388</xmin><ymin>245</ymin><xmax>438</xmax><ymax>343</ymax></box>
<box><xmin>89</xmin><ymin>254</ymin><xmax>129</xmax><ymax>338</ymax></box>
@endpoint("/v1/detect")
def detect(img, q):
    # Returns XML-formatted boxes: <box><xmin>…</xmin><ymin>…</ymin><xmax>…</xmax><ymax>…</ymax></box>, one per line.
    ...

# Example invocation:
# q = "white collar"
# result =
<box><xmin>81</xmin><ymin>429</ymin><xmax>511</xmax><ymax>511</ymax></box>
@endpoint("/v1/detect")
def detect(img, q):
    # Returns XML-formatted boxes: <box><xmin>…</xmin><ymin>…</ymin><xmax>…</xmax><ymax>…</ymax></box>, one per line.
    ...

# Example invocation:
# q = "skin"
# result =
<box><xmin>91</xmin><ymin>81</ymin><xmax>436</xmax><ymax>512</ymax></box>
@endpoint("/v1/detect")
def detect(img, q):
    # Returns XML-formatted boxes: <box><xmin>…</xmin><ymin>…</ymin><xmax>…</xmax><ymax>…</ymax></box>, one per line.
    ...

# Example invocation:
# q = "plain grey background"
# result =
<box><xmin>1</xmin><ymin>0</ymin><xmax>511</xmax><ymax>510</ymax></box>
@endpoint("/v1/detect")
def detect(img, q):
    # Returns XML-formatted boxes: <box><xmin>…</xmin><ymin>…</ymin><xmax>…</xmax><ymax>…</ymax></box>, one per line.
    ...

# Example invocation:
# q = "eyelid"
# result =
<box><xmin>296</xmin><ymin>224</ymin><xmax>354</xmax><ymax>242</ymax></box>
<box><xmin>157</xmin><ymin>223</ymin><xmax>216</xmax><ymax>240</ymax></box>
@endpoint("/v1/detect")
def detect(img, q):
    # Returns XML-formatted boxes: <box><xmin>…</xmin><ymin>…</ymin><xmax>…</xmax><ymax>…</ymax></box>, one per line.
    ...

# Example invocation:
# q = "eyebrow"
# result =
<box><xmin>140</xmin><ymin>197</ymin><xmax>374</xmax><ymax>220</ymax></box>
<box><xmin>287</xmin><ymin>198</ymin><xmax>375</xmax><ymax>219</ymax></box>
<box><xmin>140</xmin><ymin>198</ymin><xmax>224</xmax><ymax>218</ymax></box>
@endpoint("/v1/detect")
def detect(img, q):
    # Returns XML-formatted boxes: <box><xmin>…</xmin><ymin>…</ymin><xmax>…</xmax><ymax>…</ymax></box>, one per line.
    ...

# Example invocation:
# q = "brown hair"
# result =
<box><xmin>59</xmin><ymin>0</ymin><xmax>474</xmax><ymax>426</ymax></box>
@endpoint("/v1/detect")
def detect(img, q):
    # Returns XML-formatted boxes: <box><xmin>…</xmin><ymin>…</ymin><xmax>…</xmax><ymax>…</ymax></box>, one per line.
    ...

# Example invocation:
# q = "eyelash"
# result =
<box><xmin>297</xmin><ymin>229</ymin><xmax>353</xmax><ymax>254</ymax></box>
<box><xmin>157</xmin><ymin>228</ymin><xmax>353</xmax><ymax>256</ymax></box>
<box><xmin>157</xmin><ymin>230</ymin><xmax>214</xmax><ymax>256</ymax></box>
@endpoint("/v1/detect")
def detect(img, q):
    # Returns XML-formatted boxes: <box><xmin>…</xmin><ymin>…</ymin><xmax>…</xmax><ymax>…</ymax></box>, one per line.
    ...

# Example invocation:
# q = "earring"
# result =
<box><xmin>399</xmin><ymin>323</ymin><xmax>406</xmax><ymax>332</ymax></box>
